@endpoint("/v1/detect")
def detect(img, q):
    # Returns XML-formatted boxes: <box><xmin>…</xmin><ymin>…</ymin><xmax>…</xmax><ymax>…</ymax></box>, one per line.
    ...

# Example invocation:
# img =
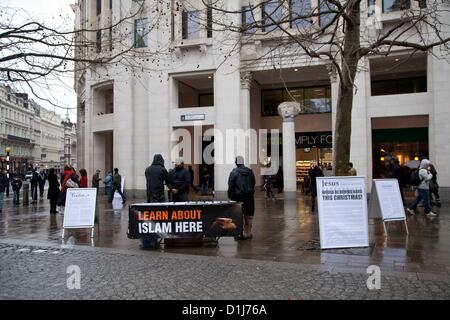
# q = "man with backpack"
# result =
<box><xmin>407</xmin><ymin>158</ymin><xmax>437</xmax><ymax>217</ymax></box>
<box><xmin>30</xmin><ymin>168</ymin><xmax>39</xmax><ymax>203</ymax></box>
<box><xmin>228</xmin><ymin>156</ymin><xmax>256</xmax><ymax>240</ymax></box>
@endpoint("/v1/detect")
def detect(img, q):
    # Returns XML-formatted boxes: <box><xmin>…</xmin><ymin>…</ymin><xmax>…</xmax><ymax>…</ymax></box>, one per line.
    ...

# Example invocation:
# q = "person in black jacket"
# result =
<box><xmin>145</xmin><ymin>154</ymin><xmax>169</xmax><ymax>203</ymax></box>
<box><xmin>228</xmin><ymin>156</ymin><xmax>256</xmax><ymax>240</ymax></box>
<box><xmin>308</xmin><ymin>161</ymin><xmax>324</xmax><ymax>213</ymax></box>
<box><xmin>30</xmin><ymin>168</ymin><xmax>39</xmax><ymax>203</ymax></box>
<box><xmin>47</xmin><ymin>168</ymin><xmax>60</xmax><ymax>214</ymax></box>
<box><xmin>168</xmin><ymin>159</ymin><xmax>190</xmax><ymax>202</ymax></box>
<box><xmin>11</xmin><ymin>175</ymin><xmax>22</xmax><ymax>205</ymax></box>
<box><xmin>0</xmin><ymin>171</ymin><xmax>8</xmax><ymax>212</ymax></box>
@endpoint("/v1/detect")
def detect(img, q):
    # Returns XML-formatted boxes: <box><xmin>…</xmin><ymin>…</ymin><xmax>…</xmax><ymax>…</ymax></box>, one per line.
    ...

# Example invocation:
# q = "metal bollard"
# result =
<box><xmin>22</xmin><ymin>182</ymin><xmax>29</xmax><ymax>206</ymax></box>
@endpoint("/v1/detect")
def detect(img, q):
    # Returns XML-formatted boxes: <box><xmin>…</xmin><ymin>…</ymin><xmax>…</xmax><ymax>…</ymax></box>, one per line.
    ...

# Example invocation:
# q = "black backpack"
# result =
<box><xmin>410</xmin><ymin>169</ymin><xmax>422</xmax><ymax>186</ymax></box>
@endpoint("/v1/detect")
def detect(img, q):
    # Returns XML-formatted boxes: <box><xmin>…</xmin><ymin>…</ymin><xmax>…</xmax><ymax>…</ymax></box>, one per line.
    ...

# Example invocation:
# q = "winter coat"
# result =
<box><xmin>417</xmin><ymin>159</ymin><xmax>433</xmax><ymax>190</ymax></box>
<box><xmin>227</xmin><ymin>165</ymin><xmax>256</xmax><ymax>199</ymax></box>
<box><xmin>200</xmin><ymin>169</ymin><xmax>210</xmax><ymax>185</ymax></box>
<box><xmin>11</xmin><ymin>178</ymin><xmax>22</xmax><ymax>192</ymax></box>
<box><xmin>79</xmin><ymin>176</ymin><xmax>88</xmax><ymax>188</ymax></box>
<box><xmin>103</xmin><ymin>173</ymin><xmax>113</xmax><ymax>188</ymax></box>
<box><xmin>309</xmin><ymin>166</ymin><xmax>324</xmax><ymax>195</ymax></box>
<box><xmin>0</xmin><ymin>173</ymin><xmax>8</xmax><ymax>193</ymax></box>
<box><xmin>92</xmin><ymin>173</ymin><xmax>101</xmax><ymax>188</ymax></box>
<box><xmin>47</xmin><ymin>173</ymin><xmax>60</xmax><ymax>200</ymax></box>
<box><xmin>112</xmin><ymin>173</ymin><xmax>122</xmax><ymax>189</ymax></box>
<box><xmin>30</xmin><ymin>171</ymin><xmax>39</xmax><ymax>187</ymax></box>
<box><xmin>145</xmin><ymin>154</ymin><xmax>169</xmax><ymax>196</ymax></box>
<box><xmin>168</xmin><ymin>167</ymin><xmax>190</xmax><ymax>195</ymax></box>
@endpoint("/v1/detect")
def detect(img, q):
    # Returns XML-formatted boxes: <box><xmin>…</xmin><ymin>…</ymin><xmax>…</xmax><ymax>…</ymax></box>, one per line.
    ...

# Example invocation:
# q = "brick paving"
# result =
<box><xmin>1</xmin><ymin>239</ymin><xmax>449</xmax><ymax>300</ymax></box>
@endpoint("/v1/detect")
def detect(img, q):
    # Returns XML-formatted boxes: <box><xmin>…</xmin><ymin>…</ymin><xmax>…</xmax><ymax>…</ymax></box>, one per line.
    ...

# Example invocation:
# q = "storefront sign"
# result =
<box><xmin>317</xmin><ymin>176</ymin><xmax>369</xmax><ymax>249</ymax></box>
<box><xmin>267</xmin><ymin>131</ymin><xmax>332</xmax><ymax>149</ymax></box>
<box><xmin>63</xmin><ymin>188</ymin><xmax>97</xmax><ymax>229</ymax></box>
<box><xmin>369</xmin><ymin>179</ymin><xmax>405</xmax><ymax>220</ymax></box>
<box><xmin>128</xmin><ymin>201</ymin><xmax>242</xmax><ymax>239</ymax></box>
<box><xmin>295</xmin><ymin>131</ymin><xmax>332</xmax><ymax>148</ymax></box>
<box><xmin>181</xmin><ymin>114</ymin><xmax>205</xmax><ymax>121</ymax></box>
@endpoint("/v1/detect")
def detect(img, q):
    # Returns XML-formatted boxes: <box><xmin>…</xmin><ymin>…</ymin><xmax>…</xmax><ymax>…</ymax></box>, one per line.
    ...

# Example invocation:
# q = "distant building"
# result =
<box><xmin>0</xmin><ymin>84</ymin><xmax>77</xmax><ymax>175</ymax></box>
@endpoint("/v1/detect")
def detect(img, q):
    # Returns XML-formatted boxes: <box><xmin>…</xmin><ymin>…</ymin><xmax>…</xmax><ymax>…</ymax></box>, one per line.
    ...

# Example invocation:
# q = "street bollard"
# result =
<box><xmin>22</xmin><ymin>182</ymin><xmax>29</xmax><ymax>206</ymax></box>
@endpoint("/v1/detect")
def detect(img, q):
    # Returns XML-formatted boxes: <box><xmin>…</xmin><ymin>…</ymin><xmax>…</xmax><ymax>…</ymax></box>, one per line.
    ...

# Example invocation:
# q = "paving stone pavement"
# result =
<box><xmin>1</xmin><ymin>240</ymin><xmax>449</xmax><ymax>300</ymax></box>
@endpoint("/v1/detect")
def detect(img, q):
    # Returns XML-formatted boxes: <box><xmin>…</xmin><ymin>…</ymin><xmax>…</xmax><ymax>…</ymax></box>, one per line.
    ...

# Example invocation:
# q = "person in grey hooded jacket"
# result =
<box><xmin>407</xmin><ymin>159</ymin><xmax>437</xmax><ymax>216</ymax></box>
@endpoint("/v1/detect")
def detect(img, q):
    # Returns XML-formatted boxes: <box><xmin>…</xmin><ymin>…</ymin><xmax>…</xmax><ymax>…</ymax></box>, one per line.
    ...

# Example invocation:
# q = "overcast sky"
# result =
<box><xmin>2</xmin><ymin>0</ymin><xmax>77</xmax><ymax>122</ymax></box>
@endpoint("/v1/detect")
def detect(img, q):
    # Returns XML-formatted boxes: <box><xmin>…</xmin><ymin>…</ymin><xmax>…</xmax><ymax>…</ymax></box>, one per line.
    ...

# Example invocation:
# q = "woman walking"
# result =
<box><xmin>47</xmin><ymin>168</ymin><xmax>60</xmax><ymax>214</ymax></box>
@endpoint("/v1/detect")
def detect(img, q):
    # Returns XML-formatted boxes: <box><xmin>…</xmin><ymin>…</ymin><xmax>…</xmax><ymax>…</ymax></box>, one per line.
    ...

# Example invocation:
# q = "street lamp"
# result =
<box><xmin>5</xmin><ymin>147</ymin><xmax>11</xmax><ymax>197</ymax></box>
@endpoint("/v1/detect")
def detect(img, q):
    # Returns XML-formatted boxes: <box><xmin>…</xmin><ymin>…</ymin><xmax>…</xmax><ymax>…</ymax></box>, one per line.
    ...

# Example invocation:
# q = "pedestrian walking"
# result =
<box><xmin>406</xmin><ymin>159</ymin><xmax>437</xmax><ymax>217</ymax></box>
<box><xmin>275</xmin><ymin>166</ymin><xmax>283</xmax><ymax>193</ymax></box>
<box><xmin>38</xmin><ymin>170</ymin><xmax>47</xmax><ymax>198</ymax></box>
<box><xmin>263</xmin><ymin>175</ymin><xmax>275</xmax><ymax>200</ymax></box>
<box><xmin>11</xmin><ymin>175</ymin><xmax>22</xmax><ymax>205</ymax></box>
<box><xmin>0</xmin><ymin>170</ymin><xmax>7</xmax><ymax>212</ymax></box>
<box><xmin>168</xmin><ymin>159</ymin><xmax>190</xmax><ymax>202</ymax></box>
<box><xmin>30</xmin><ymin>168</ymin><xmax>39</xmax><ymax>203</ymax></box>
<box><xmin>391</xmin><ymin>158</ymin><xmax>405</xmax><ymax>203</ymax></box>
<box><xmin>200</xmin><ymin>166</ymin><xmax>210</xmax><ymax>196</ymax></box>
<box><xmin>79</xmin><ymin>169</ymin><xmax>88</xmax><ymax>188</ymax></box>
<box><xmin>348</xmin><ymin>162</ymin><xmax>357</xmax><ymax>176</ymax></box>
<box><xmin>47</xmin><ymin>168</ymin><xmax>60</xmax><ymax>214</ymax></box>
<box><xmin>103</xmin><ymin>171</ymin><xmax>113</xmax><ymax>198</ymax></box>
<box><xmin>92</xmin><ymin>169</ymin><xmax>102</xmax><ymax>191</ymax></box>
<box><xmin>142</xmin><ymin>154</ymin><xmax>170</xmax><ymax>249</ymax></box>
<box><xmin>429</xmin><ymin>163</ymin><xmax>441</xmax><ymax>207</ymax></box>
<box><xmin>109</xmin><ymin>168</ymin><xmax>126</xmax><ymax>204</ymax></box>
<box><xmin>228</xmin><ymin>156</ymin><xmax>256</xmax><ymax>240</ymax></box>
<box><xmin>309</xmin><ymin>161</ymin><xmax>324</xmax><ymax>212</ymax></box>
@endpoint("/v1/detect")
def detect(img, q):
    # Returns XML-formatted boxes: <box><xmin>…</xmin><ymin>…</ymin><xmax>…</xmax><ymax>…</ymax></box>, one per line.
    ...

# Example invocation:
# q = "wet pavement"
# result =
<box><xmin>0</xmin><ymin>189</ymin><xmax>449</xmax><ymax>276</ymax></box>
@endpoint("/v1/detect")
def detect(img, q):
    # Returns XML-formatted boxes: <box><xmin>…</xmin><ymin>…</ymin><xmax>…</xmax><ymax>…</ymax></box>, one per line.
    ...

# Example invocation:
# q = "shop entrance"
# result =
<box><xmin>371</xmin><ymin>116</ymin><xmax>429</xmax><ymax>181</ymax></box>
<box><xmin>295</xmin><ymin>131</ymin><xmax>333</xmax><ymax>191</ymax></box>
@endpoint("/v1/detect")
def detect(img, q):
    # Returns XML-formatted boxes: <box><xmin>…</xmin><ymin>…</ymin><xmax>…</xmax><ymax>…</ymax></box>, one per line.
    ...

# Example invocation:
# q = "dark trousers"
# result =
<box><xmin>109</xmin><ymin>187</ymin><xmax>126</xmax><ymax>202</ymax></box>
<box><xmin>147</xmin><ymin>192</ymin><xmax>165</xmax><ymax>203</ymax></box>
<box><xmin>13</xmin><ymin>190</ymin><xmax>20</xmax><ymax>204</ymax></box>
<box><xmin>50</xmin><ymin>198</ymin><xmax>57</xmax><ymax>213</ymax></box>
<box><xmin>141</xmin><ymin>193</ymin><xmax>165</xmax><ymax>249</ymax></box>
<box><xmin>409</xmin><ymin>188</ymin><xmax>432</xmax><ymax>214</ymax></box>
<box><xmin>31</xmin><ymin>185</ymin><xmax>38</xmax><ymax>201</ymax></box>
<box><xmin>39</xmin><ymin>183</ymin><xmax>45</xmax><ymax>197</ymax></box>
<box><xmin>172</xmin><ymin>192</ymin><xmax>188</xmax><ymax>202</ymax></box>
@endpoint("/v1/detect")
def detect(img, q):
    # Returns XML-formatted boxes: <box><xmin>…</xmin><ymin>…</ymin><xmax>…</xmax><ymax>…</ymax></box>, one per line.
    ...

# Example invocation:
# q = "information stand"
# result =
<box><xmin>369</xmin><ymin>179</ymin><xmax>408</xmax><ymax>235</ymax></box>
<box><xmin>62</xmin><ymin>188</ymin><xmax>97</xmax><ymax>239</ymax></box>
<box><xmin>316</xmin><ymin>176</ymin><xmax>369</xmax><ymax>249</ymax></box>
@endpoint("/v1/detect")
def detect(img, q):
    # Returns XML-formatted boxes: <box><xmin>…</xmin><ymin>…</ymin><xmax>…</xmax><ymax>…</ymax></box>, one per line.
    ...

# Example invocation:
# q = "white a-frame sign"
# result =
<box><xmin>369</xmin><ymin>179</ymin><xmax>408</xmax><ymax>235</ymax></box>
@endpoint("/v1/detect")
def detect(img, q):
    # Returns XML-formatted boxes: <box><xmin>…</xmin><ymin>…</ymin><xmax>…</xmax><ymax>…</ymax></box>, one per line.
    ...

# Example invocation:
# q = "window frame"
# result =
<box><xmin>134</xmin><ymin>18</ymin><xmax>149</xmax><ymax>48</ymax></box>
<box><xmin>261</xmin><ymin>85</ymin><xmax>332</xmax><ymax>117</ymax></box>
<box><xmin>289</xmin><ymin>0</ymin><xmax>312</xmax><ymax>29</ymax></box>
<box><xmin>262</xmin><ymin>0</ymin><xmax>285</xmax><ymax>33</ymax></box>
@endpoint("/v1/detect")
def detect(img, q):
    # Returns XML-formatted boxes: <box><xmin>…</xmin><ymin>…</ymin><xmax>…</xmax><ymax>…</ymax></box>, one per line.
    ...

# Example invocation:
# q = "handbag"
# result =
<box><xmin>65</xmin><ymin>178</ymin><xmax>79</xmax><ymax>188</ymax></box>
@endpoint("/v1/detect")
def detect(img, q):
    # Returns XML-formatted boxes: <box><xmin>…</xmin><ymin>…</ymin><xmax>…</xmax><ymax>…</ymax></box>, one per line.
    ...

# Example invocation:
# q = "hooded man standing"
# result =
<box><xmin>228</xmin><ymin>156</ymin><xmax>256</xmax><ymax>240</ymax></box>
<box><xmin>145</xmin><ymin>154</ymin><xmax>169</xmax><ymax>203</ymax></box>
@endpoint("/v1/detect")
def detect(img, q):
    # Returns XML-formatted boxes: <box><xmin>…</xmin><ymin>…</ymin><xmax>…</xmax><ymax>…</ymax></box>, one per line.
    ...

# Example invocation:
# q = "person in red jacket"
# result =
<box><xmin>79</xmin><ymin>169</ymin><xmax>88</xmax><ymax>188</ymax></box>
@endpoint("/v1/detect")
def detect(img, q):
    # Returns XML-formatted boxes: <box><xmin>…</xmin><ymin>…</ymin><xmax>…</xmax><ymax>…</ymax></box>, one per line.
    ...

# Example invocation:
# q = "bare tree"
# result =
<box><xmin>196</xmin><ymin>0</ymin><xmax>450</xmax><ymax>175</ymax></box>
<box><xmin>0</xmin><ymin>0</ymin><xmax>170</xmax><ymax>108</ymax></box>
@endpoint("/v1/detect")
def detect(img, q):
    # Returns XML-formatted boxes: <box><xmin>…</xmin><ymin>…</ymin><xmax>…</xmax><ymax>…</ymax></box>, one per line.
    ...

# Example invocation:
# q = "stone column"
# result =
<box><xmin>240</xmin><ymin>72</ymin><xmax>252</xmax><ymax>166</ymax></box>
<box><xmin>278</xmin><ymin>102</ymin><xmax>301</xmax><ymax>200</ymax></box>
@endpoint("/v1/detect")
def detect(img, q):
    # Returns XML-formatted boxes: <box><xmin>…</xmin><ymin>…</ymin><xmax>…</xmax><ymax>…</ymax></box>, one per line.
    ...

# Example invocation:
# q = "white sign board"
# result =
<box><xmin>114</xmin><ymin>177</ymin><xmax>125</xmax><ymax>199</ymax></box>
<box><xmin>317</xmin><ymin>176</ymin><xmax>369</xmax><ymax>249</ymax></box>
<box><xmin>369</xmin><ymin>179</ymin><xmax>406</xmax><ymax>221</ymax></box>
<box><xmin>63</xmin><ymin>188</ymin><xmax>97</xmax><ymax>229</ymax></box>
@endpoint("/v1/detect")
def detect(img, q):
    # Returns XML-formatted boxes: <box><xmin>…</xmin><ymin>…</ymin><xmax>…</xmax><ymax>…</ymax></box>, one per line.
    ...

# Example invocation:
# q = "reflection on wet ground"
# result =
<box><xmin>0</xmin><ymin>190</ymin><xmax>449</xmax><ymax>275</ymax></box>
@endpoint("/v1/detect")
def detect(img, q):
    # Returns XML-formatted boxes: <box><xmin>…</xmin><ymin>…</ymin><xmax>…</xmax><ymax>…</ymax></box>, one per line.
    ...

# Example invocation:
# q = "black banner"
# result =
<box><xmin>128</xmin><ymin>201</ymin><xmax>242</xmax><ymax>239</ymax></box>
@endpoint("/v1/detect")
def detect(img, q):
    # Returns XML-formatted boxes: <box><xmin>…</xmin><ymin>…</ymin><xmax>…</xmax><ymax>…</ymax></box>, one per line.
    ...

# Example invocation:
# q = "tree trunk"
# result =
<box><xmin>333</xmin><ymin>2</ymin><xmax>361</xmax><ymax>176</ymax></box>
